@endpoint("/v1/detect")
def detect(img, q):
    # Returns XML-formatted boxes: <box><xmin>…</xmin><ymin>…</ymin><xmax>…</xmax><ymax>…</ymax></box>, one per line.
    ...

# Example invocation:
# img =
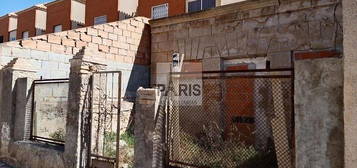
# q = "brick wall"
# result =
<box><xmin>85</xmin><ymin>0</ymin><xmax>119</xmax><ymax>26</ymax></box>
<box><xmin>0</xmin><ymin>16</ymin><xmax>10</xmax><ymax>42</ymax></box>
<box><xmin>16</xmin><ymin>9</ymin><xmax>36</xmax><ymax>39</ymax></box>
<box><xmin>137</xmin><ymin>0</ymin><xmax>186</xmax><ymax>19</ymax></box>
<box><xmin>45</xmin><ymin>0</ymin><xmax>71</xmax><ymax>34</ymax></box>
<box><xmin>2</xmin><ymin>17</ymin><xmax>151</xmax><ymax>66</ymax></box>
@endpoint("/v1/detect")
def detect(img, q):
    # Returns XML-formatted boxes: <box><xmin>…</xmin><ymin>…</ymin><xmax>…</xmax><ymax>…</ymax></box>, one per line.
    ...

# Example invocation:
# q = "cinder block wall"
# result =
<box><xmin>0</xmin><ymin>17</ymin><xmax>151</xmax><ymax>97</ymax></box>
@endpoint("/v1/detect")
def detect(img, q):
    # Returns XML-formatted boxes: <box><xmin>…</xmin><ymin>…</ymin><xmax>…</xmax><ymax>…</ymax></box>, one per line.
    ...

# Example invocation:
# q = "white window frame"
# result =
<box><xmin>54</xmin><ymin>25</ymin><xmax>62</xmax><ymax>33</ymax></box>
<box><xmin>9</xmin><ymin>30</ymin><xmax>17</xmax><ymax>41</ymax></box>
<box><xmin>22</xmin><ymin>31</ymin><xmax>29</xmax><ymax>39</ymax></box>
<box><xmin>94</xmin><ymin>15</ymin><xmax>107</xmax><ymax>25</ymax></box>
<box><xmin>151</xmin><ymin>3</ymin><xmax>169</xmax><ymax>19</ymax></box>
<box><xmin>186</xmin><ymin>0</ymin><xmax>216</xmax><ymax>13</ymax></box>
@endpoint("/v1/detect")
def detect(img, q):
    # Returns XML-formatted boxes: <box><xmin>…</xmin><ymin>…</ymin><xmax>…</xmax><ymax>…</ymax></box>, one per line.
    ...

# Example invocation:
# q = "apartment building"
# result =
<box><xmin>0</xmin><ymin>13</ymin><xmax>18</xmax><ymax>43</ymax></box>
<box><xmin>45</xmin><ymin>0</ymin><xmax>85</xmax><ymax>34</ymax></box>
<box><xmin>85</xmin><ymin>0</ymin><xmax>138</xmax><ymax>26</ymax></box>
<box><xmin>16</xmin><ymin>4</ymin><xmax>47</xmax><ymax>40</ymax></box>
<box><xmin>137</xmin><ymin>0</ymin><xmax>245</xmax><ymax>19</ymax></box>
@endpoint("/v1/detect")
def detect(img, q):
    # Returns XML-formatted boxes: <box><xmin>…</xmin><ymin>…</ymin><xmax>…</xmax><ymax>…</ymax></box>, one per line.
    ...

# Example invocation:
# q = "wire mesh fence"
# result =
<box><xmin>166</xmin><ymin>70</ymin><xmax>294</xmax><ymax>168</ymax></box>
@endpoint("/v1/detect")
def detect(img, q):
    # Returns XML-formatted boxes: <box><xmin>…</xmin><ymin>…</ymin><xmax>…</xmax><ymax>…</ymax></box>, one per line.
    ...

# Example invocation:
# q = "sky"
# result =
<box><xmin>0</xmin><ymin>0</ymin><xmax>53</xmax><ymax>16</ymax></box>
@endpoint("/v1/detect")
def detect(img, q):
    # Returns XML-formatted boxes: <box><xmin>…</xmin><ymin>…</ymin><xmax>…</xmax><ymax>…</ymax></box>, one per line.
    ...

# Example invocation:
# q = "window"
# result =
<box><xmin>0</xmin><ymin>36</ymin><xmax>3</xmax><ymax>43</ymax></box>
<box><xmin>187</xmin><ymin>0</ymin><xmax>216</xmax><ymax>13</ymax></box>
<box><xmin>152</xmin><ymin>4</ymin><xmax>168</xmax><ymax>19</ymax></box>
<box><xmin>31</xmin><ymin>79</ymin><xmax>69</xmax><ymax>145</ymax></box>
<box><xmin>22</xmin><ymin>31</ymin><xmax>29</xmax><ymax>39</ymax></box>
<box><xmin>54</xmin><ymin>25</ymin><xmax>62</xmax><ymax>33</ymax></box>
<box><xmin>36</xmin><ymin>29</ymin><xmax>45</xmax><ymax>36</ymax></box>
<box><xmin>71</xmin><ymin>22</ymin><xmax>84</xmax><ymax>29</ymax></box>
<box><xmin>94</xmin><ymin>15</ymin><xmax>107</xmax><ymax>25</ymax></box>
<box><xmin>9</xmin><ymin>30</ymin><xmax>16</xmax><ymax>41</ymax></box>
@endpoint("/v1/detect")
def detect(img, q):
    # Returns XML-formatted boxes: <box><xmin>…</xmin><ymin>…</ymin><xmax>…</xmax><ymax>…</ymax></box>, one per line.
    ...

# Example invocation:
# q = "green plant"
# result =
<box><xmin>120</xmin><ymin>131</ymin><xmax>135</xmax><ymax>148</ymax></box>
<box><xmin>49</xmin><ymin>128</ymin><xmax>65</xmax><ymax>141</ymax></box>
<box><xmin>104</xmin><ymin>131</ymin><xmax>117</xmax><ymax>158</ymax></box>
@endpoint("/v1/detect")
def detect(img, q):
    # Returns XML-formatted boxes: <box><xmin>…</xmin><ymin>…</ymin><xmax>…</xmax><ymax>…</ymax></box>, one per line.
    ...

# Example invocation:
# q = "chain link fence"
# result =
<box><xmin>166</xmin><ymin>70</ymin><xmax>293</xmax><ymax>168</ymax></box>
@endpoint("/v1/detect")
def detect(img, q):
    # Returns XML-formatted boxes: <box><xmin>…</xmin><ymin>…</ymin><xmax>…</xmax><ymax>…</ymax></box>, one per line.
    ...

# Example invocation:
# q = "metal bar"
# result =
<box><xmin>90</xmin><ymin>154</ymin><xmax>116</xmax><ymax>161</ymax></box>
<box><xmin>93</xmin><ymin>71</ymin><xmax>124</xmax><ymax>74</ymax></box>
<box><xmin>169</xmin><ymin>160</ymin><xmax>210</xmax><ymax>168</ymax></box>
<box><xmin>32</xmin><ymin>136</ymin><xmax>65</xmax><ymax>145</ymax></box>
<box><xmin>116</xmin><ymin>72</ymin><xmax>122</xmax><ymax>168</ymax></box>
<box><xmin>88</xmin><ymin>75</ymin><xmax>94</xmax><ymax>168</ymax></box>
<box><xmin>33</xmin><ymin>78</ymin><xmax>69</xmax><ymax>82</ymax></box>
<box><xmin>201</xmin><ymin>75</ymin><xmax>292</xmax><ymax>79</ymax></box>
<box><xmin>30</xmin><ymin>84</ymin><xmax>36</xmax><ymax>141</ymax></box>
<box><xmin>33</xmin><ymin>81</ymin><xmax>69</xmax><ymax>85</ymax></box>
<box><xmin>170</xmin><ymin>68</ymin><xmax>294</xmax><ymax>75</ymax></box>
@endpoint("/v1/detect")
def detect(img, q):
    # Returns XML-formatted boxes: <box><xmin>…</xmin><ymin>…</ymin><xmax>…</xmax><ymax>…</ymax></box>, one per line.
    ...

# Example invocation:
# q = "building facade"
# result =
<box><xmin>137</xmin><ymin>0</ymin><xmax>245</xmax><ymax>19</ymax></box>
<box><xmin>45</xmin><ymin>0</ymin><xmax>85</xmax><ymax>34</ymax></box>
<box><xmin>16</xmin><ymin>5</ymin><xmax>47</xmax><ymax>40</ymax></box>
<box><xmin>0</xmin><ymin>13</ymin><xmax>18</xmax><ymax>43</ymax></box>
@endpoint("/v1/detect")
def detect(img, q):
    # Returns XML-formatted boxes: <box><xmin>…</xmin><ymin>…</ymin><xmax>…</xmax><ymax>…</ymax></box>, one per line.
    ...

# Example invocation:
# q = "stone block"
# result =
<box><xmin>108</xmin><ymin>33</ymin><xmax>118</xmax><ymax>40</ymax></box>
<box><xmin>99</xmin><ymin>45</ymin><xmax>109</xmax><ymax>53</ymax></box>
<box><xmin>123</xmin><ymin>30</ymin><xmax>131</xmax><ymax>37</ymax></box>
<box><xmin>67</xmin><ymin>31</ymin><xmax>80</xmax><ymax>40</ymax></box>
<box><xmin>103</xmin><ymin>39</ymin><xmax>113</xmax><ymax>46</ymax></box>
<box><xmin>104</xmin><ymin>24</ymin><xmax>114</xmax><ymax>33</ymax></box>
<box><xmin>21</xmin><ymin>40</ymin><xmax>37</xmax><ymax>49</ymax></box>
<box><xmin>48</xmin><ymin>35</ymin><xmax>62</xmax><ymax>44</ymax></box>
<box><xmin>92</xmin><ymin>36</ymin><xmax>102</xmax><ymax>44</ymax></box>
<box><xmin>80</xmin><ymin>34</ymin><xmax>92</xmax><ymax>42</ymax></box>
<box><xmin>51</xmin><ymin>44</ymin><xmax>66</xmax><ymax>53</ymax></box>
<box><xmin>36</xmin><ymin>41</ymin><xmax>51</xmax><ymax>51</ymax></box>
<box><xmin>87</xmin><ymin>27</ymin><xmax>98</xmax><ymax>36</ymax></box>
<box><xmin>62</xmin><ymin>38</ymin><xmax>75</xmax><ymax>47</ymax></box>
<box><xmin>113</xmin><ymin>28</ymin><xmax>123</xmax><ymax>35</ymax></box>
<box><xmin>98</xmin><ymin>30</ymin><xmax>109</xmax><ymax>38</ymax></box>
<box><xmin>110</xmin><ymin>47</ymin><xmax>119</xmax><ymax>54</ymax></box>
<box><xmin>76</xmin><ymin>41</ymin><xmax>87</xmax><ymax>48</ymax></box>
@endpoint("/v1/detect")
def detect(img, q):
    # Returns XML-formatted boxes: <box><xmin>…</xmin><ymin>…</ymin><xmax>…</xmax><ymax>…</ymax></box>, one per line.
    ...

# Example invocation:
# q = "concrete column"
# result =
<box><xmin>343</xmin><ymin>0</ymin><xmax>357</xmax><ymax>167</ymax></box>
<box><xmin>64</xmin><ymin>48</ymin><xmax>106</xmax><ymax>168</ymax></box>
<box><xmin>134</xmin><ymin>87</ymin><xmax>161</xmax><ymax>168</ymax></box>
<box><xmin>295</xmin><ymin>58</ymin><xmax>343</xmax><ymax>168</ymax></box>
<box><xmin>0</xmin><ymin>58</ymin><xmax>37</xmax><ymax>157</ymax></box>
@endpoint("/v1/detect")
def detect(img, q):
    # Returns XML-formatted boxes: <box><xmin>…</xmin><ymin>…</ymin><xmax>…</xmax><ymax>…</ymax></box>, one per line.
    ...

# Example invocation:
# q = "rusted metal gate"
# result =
<box><xmin>166</xmin><ymin>68</ymin><xmax>294</xmax><ymax>168</ymax></box>
<box><xmin>89</xmin><ymin>71</ymin><xmax>122</xmax><ymax>168</ymax></box>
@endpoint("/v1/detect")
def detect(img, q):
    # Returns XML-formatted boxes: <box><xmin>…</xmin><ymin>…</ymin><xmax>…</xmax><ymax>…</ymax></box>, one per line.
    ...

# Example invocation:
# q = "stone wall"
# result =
<box><xmin>150</xmin><ymin>0</ymin><xmax>342</xmax><ymax>83</ymax></box>
<box><xmin>342</xmin><ymin>0</ymin><xmax>357</xmax><ymax>167</ymax></box>
<box><xmin>295</xmin><ymin>57</ymin><xmax>343</xmax><ymax>168</ymax></box>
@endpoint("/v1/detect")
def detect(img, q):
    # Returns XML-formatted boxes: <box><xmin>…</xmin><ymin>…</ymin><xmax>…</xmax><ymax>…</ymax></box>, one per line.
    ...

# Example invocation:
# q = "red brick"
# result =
<box><xmin>295</xmin><ymin>50</ymin><xmax>340</xmax><ymax>60</ymax></box>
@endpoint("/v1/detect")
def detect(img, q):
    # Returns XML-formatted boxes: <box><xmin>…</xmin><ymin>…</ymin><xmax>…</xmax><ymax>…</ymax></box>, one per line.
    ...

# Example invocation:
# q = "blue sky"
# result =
<box><xmin>0</xmin><ymin>0</ymin><xmax>53</xmax><ymax>16</ymax></box>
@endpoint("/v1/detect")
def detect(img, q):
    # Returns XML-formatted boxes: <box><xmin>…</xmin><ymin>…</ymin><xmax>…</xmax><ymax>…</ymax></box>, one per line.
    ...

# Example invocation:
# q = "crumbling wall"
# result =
<box><xmin>150</xmin><ymin>0</ymin><xmax>342</xmax><ymax>82</ymax></box>
<box><xmin>295</xmin><ymin>57</ymin><xmax>344</xmax><ymax>168</ymax></box>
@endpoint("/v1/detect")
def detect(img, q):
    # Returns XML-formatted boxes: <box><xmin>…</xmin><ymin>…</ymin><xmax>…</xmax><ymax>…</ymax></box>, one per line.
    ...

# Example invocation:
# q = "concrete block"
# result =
<box><xmin>80</xmin><ymin>34</ymin><xmax>92</xmax><ymax>42</ymax></box>
<box><xmin>98</xmin><ymin>30</ymin><xmax>109</xmax><ymax>38</ymax></box>
<box><xmin>62</xmin><ymin>38</ymin><xmax>75</xmax><ymax>47</ymax></box>
<box><xmin>48</xmin><ymin>35</ymin><xmax>62</xmax><ymax>44</ymax></box>
<box><xmin>98</xmin><ymin>45</ymin><xmax>109</xmax><ymax>53</ymax></box>
<box><xmin>108</xmin><ymin>33</ymin><xmax>118</xmax><ymax>40</ymax></box>
<box><xmin>92</xmin><ymin>36</ymin><xmax>102</xmax><ymax>44</ymax></box>
<box><xmin>103</xmin><ymin>39</ymin><xmax>113</xmax><ymax>46</ymax></box>
<box><xmin>67</xmin><ymin>31</ymin><xmax>80</xmax><ymax>40</ymax></box>
<box><xmin>87</xmin><ymin>27</ymin><xmax>98</xmax><ymax>36</ymax></box>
